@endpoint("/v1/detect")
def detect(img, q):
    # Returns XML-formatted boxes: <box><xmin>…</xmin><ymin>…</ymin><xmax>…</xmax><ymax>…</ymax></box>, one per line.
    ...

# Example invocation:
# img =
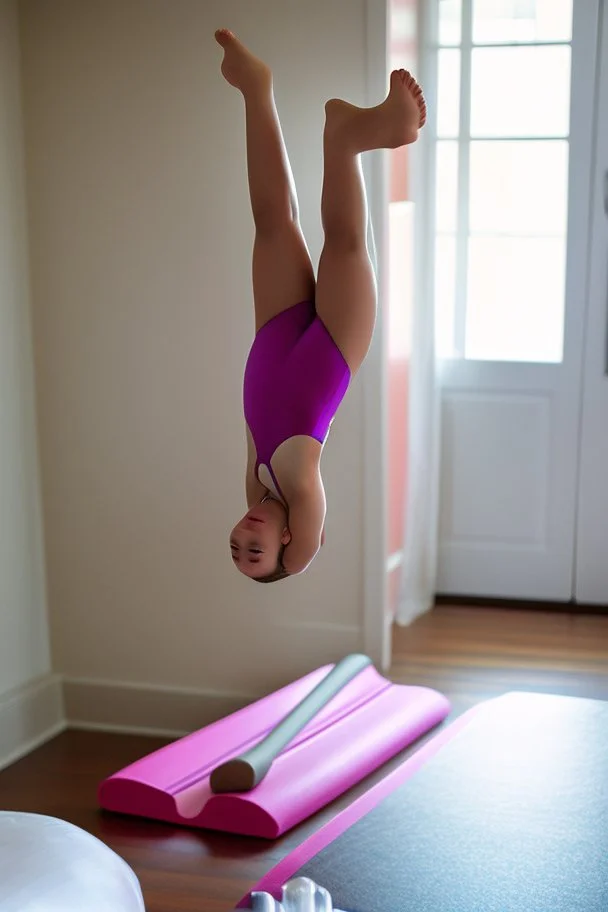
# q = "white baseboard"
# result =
<box><xmin>62</xmin><ymin>676</ymin><xmax>257</xmax><ymax>737</ymax></box>
<box><xmin>62</xmin><ymin>623</ymin><xmax>362</xmax><ymax>737</ymax></box>
<box><xmin>0</xmin><ymin>674</ymin><xmax>66</xmax><ymax>772</ymax></box>
<box><xmin>1</xmin><ymin>627</ymin><xmax>366</xmax><ymax>754</ymax></box>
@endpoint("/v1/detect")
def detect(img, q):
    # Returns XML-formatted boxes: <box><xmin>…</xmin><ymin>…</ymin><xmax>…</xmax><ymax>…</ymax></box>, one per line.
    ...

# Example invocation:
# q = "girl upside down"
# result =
<box><xmin>216</xmin><ymin>28</ymin><xmax>426</xmax><ymax>582</ymax></box>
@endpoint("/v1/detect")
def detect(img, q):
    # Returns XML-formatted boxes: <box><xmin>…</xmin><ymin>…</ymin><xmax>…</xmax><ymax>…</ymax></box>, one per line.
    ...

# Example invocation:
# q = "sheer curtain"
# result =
<box><xmin>389</xmin><ymin>0</ymin><xmax>441</xmax><ymax>627</ymax></box>
<box><xmin>394</xmin><ymin>125</ymin><xmax>441</xmax><ymax>627</ymax></box>
<box><xmin>395</xmin><ymin>268</ymin><xmax>441</xmax><ymax>626</ymax></box>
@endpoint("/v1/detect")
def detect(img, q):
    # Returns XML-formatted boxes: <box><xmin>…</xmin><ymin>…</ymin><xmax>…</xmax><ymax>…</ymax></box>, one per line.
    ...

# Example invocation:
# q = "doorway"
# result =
<box><xmin>427</xmin><ymin>0</ymin><xmax>608</xmax><ymax>604</ymax></box>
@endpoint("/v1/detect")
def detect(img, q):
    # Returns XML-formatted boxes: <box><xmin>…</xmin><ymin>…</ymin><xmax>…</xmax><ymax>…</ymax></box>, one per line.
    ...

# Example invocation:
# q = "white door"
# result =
<box><xmin>428</xmin><ymin>0</ymin><xmax>601</xmax><ymax>599</ymax></box>
<box><xmin>575</xmin><ymin>1</ymin><xmax>608</xmax><ymax>605</ymax></box>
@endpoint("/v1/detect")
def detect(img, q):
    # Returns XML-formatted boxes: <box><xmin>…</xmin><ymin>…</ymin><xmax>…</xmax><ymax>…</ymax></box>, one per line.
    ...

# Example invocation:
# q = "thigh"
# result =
<box><xmin>252</xmin><ymin>222</ymin><xmax>316</xmax><ymax>332</ymax></box>
<box><xmin>314</xmin><ymin>247</ymin><xmax>377</xmax><ymax>374</ymax></box>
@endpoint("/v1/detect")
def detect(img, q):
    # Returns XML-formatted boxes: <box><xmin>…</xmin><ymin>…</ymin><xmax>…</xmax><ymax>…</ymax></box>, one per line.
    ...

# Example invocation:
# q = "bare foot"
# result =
<box><xmin>325</xmin><ymin>69</ymin><xmax>427</xmax><ymax>152</ymax></box>
<box><xmin>214</xmin><ymin>28</ymin><xmax>271</xmax><ymax>96</ymax></box>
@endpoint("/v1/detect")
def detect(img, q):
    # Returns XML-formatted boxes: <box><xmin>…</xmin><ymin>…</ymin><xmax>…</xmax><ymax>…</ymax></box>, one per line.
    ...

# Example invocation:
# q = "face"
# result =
<box><xmin>230</xmin><ymin>498</ymin><xmax>291</xmax><ymax>578</ymax></box>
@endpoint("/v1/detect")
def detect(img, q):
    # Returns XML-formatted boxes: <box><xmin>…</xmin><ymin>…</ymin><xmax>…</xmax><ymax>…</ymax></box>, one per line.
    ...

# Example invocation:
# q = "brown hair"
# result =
<box><xmin>252</xmin><ymin>544</ymin><xmax>290</xmax><ymax>583</ymax></box>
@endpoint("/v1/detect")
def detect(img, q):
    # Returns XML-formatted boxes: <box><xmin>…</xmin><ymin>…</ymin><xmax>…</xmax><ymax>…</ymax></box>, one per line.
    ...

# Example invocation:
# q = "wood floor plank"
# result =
<box><xmin>1</xmin><ymin>606</ymin><xmax>606</xmax><ymax>910</ymax></box>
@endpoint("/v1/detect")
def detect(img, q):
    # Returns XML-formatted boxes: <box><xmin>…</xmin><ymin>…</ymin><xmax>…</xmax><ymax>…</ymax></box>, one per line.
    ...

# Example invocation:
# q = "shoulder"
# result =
<box><xmin>283</xmin><ymin>533</ymin><xmax>319</xmax><ymax>575</ymax></box>
<box><xmin>271</xmin><ymin>436</ymin><xmax>323</xmax><ymax>496</ymax></box>
<box><xmin>282</xmin><ymin>480</ymin><xmax>326</xmax><ymax>575</ymax></box>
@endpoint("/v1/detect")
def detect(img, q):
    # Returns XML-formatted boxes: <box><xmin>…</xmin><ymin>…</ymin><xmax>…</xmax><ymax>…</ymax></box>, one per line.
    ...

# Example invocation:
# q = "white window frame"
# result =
<box><xmin>429</xmin><ymin>0</ymin><xmax>574</xmax><ymax>363</ymax></box>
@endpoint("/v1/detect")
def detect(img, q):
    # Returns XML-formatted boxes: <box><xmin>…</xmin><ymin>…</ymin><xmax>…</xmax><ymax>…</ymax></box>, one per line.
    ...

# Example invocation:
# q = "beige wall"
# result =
<box><xmin>20</xmin><ymin>0</ymin><xmax>378</xmax><ymax>708</ymax></box>
<box><xmin>0</xmin><ymin>0</ymin><xmax>61</xmax><ymax>765</ymax></box>
<box><xmin>0</xmin><ymin>0</ymin><xmax>50</xmax><ymax>695</ymax></box>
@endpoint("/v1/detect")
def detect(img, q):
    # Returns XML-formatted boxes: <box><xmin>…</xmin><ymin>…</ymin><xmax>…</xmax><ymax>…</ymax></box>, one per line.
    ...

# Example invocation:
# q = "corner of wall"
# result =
<box><xmin>0</xmin><ymin>674</ymin><xmax>65</xmax><ymax>772</ymax></box>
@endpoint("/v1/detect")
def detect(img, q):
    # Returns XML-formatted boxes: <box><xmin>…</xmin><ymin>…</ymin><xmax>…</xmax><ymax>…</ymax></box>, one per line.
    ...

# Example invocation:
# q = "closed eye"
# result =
<box><xmin>230</xmin><ymin>542</ymin><xmax>263</xmax><ymax>565</ymax></box>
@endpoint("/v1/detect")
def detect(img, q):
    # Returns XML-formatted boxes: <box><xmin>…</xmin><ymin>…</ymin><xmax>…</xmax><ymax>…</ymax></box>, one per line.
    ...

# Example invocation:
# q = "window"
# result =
<box><xmin>434</xmin><ymin>0</ymin><xmax>573</xmax><ymax>362</ymax></box>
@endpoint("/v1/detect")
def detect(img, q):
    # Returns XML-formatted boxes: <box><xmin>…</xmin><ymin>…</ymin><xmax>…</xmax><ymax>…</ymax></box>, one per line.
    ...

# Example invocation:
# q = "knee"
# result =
<box><xmin>322</xmin><ymin>225</ymin><xmax>366</xmax><ymax>255</ymax></box>
<box><xmin>253</xmin><ymin>199</ymin><xmax>299</xmax><ymax>237</ymax></box>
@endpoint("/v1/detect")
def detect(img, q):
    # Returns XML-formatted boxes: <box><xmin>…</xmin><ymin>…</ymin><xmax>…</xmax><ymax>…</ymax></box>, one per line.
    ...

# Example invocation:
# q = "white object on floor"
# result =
<box><xmin>250</xmin><ymin>877</ymin><xmax>343</xmax><ymax>912</ymax></box>
<box><xmin>0</xmin><ymin>811</ymin><xmax>145</xmax><ymax>912</ymax></box>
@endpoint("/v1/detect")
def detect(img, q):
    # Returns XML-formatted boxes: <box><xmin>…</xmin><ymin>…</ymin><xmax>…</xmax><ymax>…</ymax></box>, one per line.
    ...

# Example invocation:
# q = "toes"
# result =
<box><xmin>403</xmin><ymin>71</ymin><xmax>420</xmax><ymax>94</ymax></box>
<box><xmin>215</xmin><ymin>28</ymin><xmax>235</xmax><ymax>47</ymax></box>
<box><xmin>402</xmin><ymin>70</ymin><xmax>427</xmax><ymax>128</ymax></box>
<box><xmin>390</xmin><ymin>68</ymin><xmax>427</xmax><ymax>128</ymax></box>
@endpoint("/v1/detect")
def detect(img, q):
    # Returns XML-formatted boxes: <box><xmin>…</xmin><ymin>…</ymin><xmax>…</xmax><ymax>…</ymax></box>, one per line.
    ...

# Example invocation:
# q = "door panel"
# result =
<box><xmin>434</xmin><ymin>0</ymin><xmax>601</xmax><ymax>599</ymax></box>
<box><xmin>438</xmin><ymin>363</ymin><xmax>579</xmax><ymax>599</ymax></box>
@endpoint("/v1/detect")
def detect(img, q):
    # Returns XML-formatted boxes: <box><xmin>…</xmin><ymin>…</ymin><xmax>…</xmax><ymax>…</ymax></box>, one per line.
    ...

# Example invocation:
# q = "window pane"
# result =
<box><xmin>436</xmin><ymin>141</ymin><xmax>459</xmax><ymax>233</ymax></box>
<box><xmin>439</xmin><ymin>0</ymin><xmax>462</xmax><ymax>46</ymax></box>
<box><xmin>471</xmin><ymin>46</ymin><xmax>571</xmax><ymax>137</ymax></box>
<box><xmin>435</xmin><ymin>235</ymin><xmax>457</xmax><ymax>358</ymax></box>
<box><xmin>437</xmin><ymin>49</ymin><xmax>461</xmax><ymax>138</ymax></box>
<box><xmin>469</xmin><ymin>140</ymin><xmax>569</xmax><ymax>235</ymax></box>
<box><xmin>473</xmin><ymin>0</ymin><xmax>573</xmax><ymax>44</ymax></box>
<box><xmin>465</xmin><ymin>236</ymin><xmax>566</xmax><ymax>362</ymax></box>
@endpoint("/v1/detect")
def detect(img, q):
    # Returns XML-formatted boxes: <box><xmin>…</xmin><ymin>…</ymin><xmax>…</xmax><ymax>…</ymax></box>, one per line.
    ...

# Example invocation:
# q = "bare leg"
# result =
<box><xmin>315</xmin><ymin>69</ymin><xmax>426</xmax><ymax>373</ymax></box>
<box><xmin>215</xmin><ymin>29</ymin><xmax>315</xmax><ymax>331</ymax></box>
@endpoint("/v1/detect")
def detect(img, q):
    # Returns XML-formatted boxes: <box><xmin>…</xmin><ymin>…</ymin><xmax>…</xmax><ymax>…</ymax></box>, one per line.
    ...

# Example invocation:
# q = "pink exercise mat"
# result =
<box><xmin>98</xmin><ymin>663</ymin><xmax>450</xmax><ymax>838</ymax></box>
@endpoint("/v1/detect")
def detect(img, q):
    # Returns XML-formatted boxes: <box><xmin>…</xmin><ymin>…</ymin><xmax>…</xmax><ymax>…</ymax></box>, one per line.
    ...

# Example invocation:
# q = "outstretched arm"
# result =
<box><xmin>282</xmin><ymin>476</ymin><xmax>326</xmax><ymax>574</ymax></box>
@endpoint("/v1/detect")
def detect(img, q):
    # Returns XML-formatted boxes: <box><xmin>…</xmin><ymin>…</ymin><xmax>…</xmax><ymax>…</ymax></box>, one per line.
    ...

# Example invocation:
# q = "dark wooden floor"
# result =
<box><xmin>1</xmin><ymin>605</ymin><xmax>606</xmax><ymax>910</ymax></box>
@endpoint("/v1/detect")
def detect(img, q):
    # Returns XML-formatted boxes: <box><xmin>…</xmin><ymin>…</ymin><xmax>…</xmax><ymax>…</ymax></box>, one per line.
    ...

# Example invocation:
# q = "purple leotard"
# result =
<box><xmin>244</xmin><ymin>301</ymin><xmax>351</xmax><ymax>497</ymax></box>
